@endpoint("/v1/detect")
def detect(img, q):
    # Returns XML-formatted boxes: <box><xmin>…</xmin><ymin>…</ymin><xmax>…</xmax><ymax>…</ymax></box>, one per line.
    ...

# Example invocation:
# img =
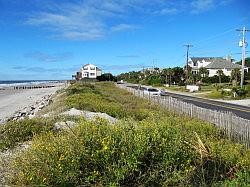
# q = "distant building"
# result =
<box><xmin>76</xmin><ymin>72</ymin><xmax>82</xmax><ymax>81</ymax></box>
<box><xmin>188</xmin><ymin>56</ymin><xmax>248</xmax><ymax>77</ymax></box>
<box><xmin>140</xmin><ymin>67</ymin><xmax>163</xmax><ymax>74</ymax></box>
<box><xmin>79</xmin><ymin>64</ymin><xmax>102</xmax><ymax>79</ymax></box>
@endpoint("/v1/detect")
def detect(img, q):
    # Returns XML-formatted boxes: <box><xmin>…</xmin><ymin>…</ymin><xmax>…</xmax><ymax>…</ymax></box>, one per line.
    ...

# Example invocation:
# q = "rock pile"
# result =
<box><xmin>7</xmin><ymin>95</ymin><xmax>53</xmax><ymax>122</ymax></box>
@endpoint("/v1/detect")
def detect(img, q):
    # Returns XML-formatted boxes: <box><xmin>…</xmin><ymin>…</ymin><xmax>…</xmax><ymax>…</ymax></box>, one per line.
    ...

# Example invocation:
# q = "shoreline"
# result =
<box><xmin>0</xmin><ymin>82</ymin><xmax>67</xmax><ymax>124</ymax></box>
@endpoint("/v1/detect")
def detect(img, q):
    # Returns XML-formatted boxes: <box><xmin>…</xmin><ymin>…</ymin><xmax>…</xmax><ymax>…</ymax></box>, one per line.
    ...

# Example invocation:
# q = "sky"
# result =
<box><xmin>0</xmin><ymin>0</ymin><xmax>249</xmax><ymax>80</ymax></box>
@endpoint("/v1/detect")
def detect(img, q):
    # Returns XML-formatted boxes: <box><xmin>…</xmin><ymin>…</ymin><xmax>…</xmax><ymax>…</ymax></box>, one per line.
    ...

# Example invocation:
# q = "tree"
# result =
<box><xmin>97</xmin><ymin>73</ymin><xmax>116</xmax><ymax>82</ymax></box>
<box><xmin>183</xmin><ymin>65</ymin><xmax>192</xmax><ymax>82</ymax></box>
<box><xmin>199</xmin><ymin>67</ymin><xmax>209</xmax><ymax>82</ymax></box>
<box><xmin>231</xmin><ymin>68</ymin><xmax>241</xmax><ymax>85</ymax></box>
<box><xmin>171</xmin><ymin>67</ymin><xmax>185</xmax><ymax>85</ymax></box>
<box><xmin>236</xmin><ymin>57</ymin><xmax>250</xmax><ymax>67</ymax></box>
<box><xmin>162</xmin><ymin>68</ymin><xmax>174</xmax><ymax>86</ymax></box>
<box><xmin>216</xmin><ymin>70</ymin><xmax>224</xmax><ymax>84</ymax></box>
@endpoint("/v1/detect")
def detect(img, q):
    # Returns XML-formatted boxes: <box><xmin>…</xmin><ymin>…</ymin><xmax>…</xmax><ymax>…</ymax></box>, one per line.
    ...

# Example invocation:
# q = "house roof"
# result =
<box><xmin>83</xmin><ymin>63</ymin><xmax>93</xmax><ymax>67</ymax></box>
<box><xmin>190</xmin><ymin>57</ymin><xmax>223</xmax><ymax>63</ymax></box>
<box><xmin>205</xmin><ymin>59</ymin><xmax>241</xmax><ymax>69</ymax></box>
<box><xmin>82</xmin><ymin>64</ymin><xmax>102</xmax><ymax>71</ymax></box>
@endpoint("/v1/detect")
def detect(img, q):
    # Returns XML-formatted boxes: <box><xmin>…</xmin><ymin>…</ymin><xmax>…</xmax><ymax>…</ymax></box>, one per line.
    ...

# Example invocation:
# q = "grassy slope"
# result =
<box><xmin>1</xmin><ymin>82</ymin><xmax>249</xmax><ymax>186</ymax></box>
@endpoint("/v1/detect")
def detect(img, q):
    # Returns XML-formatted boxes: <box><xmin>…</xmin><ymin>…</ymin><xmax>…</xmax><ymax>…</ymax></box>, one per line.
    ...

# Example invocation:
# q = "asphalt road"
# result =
<box><xmin>126</xmin><ymin>84</ymin><xmax>250</xmax><ymax>120</ymax></box>
<box><xmin>162</xmin><ymin>91</ymin><xmax>250</xmax><ymax>120</ymax></box>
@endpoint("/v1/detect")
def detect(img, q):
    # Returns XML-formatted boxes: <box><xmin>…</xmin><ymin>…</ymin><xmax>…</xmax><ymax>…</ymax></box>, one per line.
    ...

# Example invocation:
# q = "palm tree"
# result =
<box><xmin>167</xmin><ymin>68</ymin><xmax>174</xmax><ymax>86</ymax></box>
<box><xmin>231</xmin><ymin>68</ymin><xmax>241</xmax><ymax>86</ymax></box>
<box><xmin>199</xmin><ymin>67</ymin><xmax>208</xmax><ymax>82</ymax></box>
<box><xmin>216</xmin><ymin>70</ymin><xmax>224</xmax><ymax>84</ymax></box>
<box><xmin>162</xmin><ymin>68</ymin><xmax>174</xmax><ymax>86</ymax></box>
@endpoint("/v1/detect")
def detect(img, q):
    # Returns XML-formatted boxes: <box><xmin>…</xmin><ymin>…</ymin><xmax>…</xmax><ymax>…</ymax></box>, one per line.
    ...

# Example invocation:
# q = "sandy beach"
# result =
<box><xmin>0</xmin><ymin>83</ymin><xmax>66</xmax><ymax>124</ymax></box>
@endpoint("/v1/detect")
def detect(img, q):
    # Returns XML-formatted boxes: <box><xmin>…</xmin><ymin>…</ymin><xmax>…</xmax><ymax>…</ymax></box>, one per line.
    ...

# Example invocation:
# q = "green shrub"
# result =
<box><xmin>12</xmin><ymin>117</ymin><xmax>250</xmax><ymax>186</ymax></box>
<box><xmin>66</xmin><ymin>82</ymin><xmax>163</xmax><ymax>120</ymax></box>
<box><xmin>5</xmin><ymin>82</ymin><xmax>250</xmax><ymax>186</ymax></box>
<box><xmin>207</xmin><ymin>90</ymin><xmax>222</xmax><ymax>99</ymax></box>
<box><xmin>11</xmin><ymin>118</ymin><xmax>192</xmax><ymax>186</ymax></box>
<box><xmin>0</xmin><ymin>118</ymin><xmax>54</xmax><ymax>150</ymax></box>
<box><xmin>66</xmin><ymin>83</ymin><xmax>100</xmax><ymax>96</ymax></box>
<box><xmin>236</xmin><ymin>88</ymin><xmax>247</xmax><ymax>98</ymax></box>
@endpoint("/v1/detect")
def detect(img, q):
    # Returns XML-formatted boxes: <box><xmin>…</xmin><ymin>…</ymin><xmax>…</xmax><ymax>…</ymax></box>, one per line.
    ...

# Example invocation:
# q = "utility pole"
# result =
<box><xmin>236</xmin><ymin>26</ymin><xmax>249</xmax><ymax>88</ymax></box>
<box><xmin>152</xmin><ymin>59</ymin><xmax>158</xmax><ymax>69</ymax></box>
<box><xmin>183</xmin><ymin>44</ymin><xmax>193</xmax><ymax>82</ymax></box>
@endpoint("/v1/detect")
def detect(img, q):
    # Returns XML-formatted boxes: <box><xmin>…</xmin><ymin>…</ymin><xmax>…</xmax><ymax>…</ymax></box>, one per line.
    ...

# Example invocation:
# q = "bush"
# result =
<box><xmin>203</xmin><ymin>75</ymin><xmax>230</xmax><ymax>84</ymax></box>
<box><xmin>144</xmin><ymin>75</ymin><xmax>165</xmax><ymax>86</ymax></box>
<box><xmin>66</xmin><ymin>83</ymin><xmax>163</xmax><ymax>120</ymax></box>
<box><xmin>0</xmin><ymin>118</ymin><xmax>54</xmax><ymax>150</ymax></box>
<box><xmin>5</xmin><ymin>82</ymin><xmax>250</xmax><ymax>186</ymax></box>
<box><xmin>12</xmin><ymin>117</ymin><xmax>250</xmax><ymax>186</ymax></box>
<box><xmin>207</xmin><ymin>90</ymin><xmax>222</xmax><ymax>99</ymax></box>
<box><xmin>236</xmin><ymin>88</ymin><xmax>248</xmax><ymax>98</ymax></box>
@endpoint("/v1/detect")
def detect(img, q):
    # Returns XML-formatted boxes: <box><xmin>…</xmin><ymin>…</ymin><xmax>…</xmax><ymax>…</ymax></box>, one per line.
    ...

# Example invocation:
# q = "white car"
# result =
<box><xmin>143</xmin><ymin>88</ymin><xmax>160</xmax><ymax>96</ymax></box>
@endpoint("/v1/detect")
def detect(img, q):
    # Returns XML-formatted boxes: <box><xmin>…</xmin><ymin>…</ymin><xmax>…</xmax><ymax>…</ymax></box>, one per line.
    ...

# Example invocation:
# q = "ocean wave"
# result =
<box><xmin>0</xmin><ymin>80</ymin><xmax>60</xmax><ymax>88</ymax></box>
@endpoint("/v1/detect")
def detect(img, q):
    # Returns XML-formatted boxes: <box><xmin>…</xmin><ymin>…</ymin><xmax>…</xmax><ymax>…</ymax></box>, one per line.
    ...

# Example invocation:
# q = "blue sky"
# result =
<box><xmin>0</xmin><ymin>0</ymin><xmax>249</xmax><ymax>80</ymax></box>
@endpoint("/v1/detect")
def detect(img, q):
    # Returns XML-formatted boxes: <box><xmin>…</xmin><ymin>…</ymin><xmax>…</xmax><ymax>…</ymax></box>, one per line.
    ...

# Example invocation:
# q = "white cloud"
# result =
<box><xmin>111</xmin><ymin>24</ymin><xmax>139</xmax><ymax>32</ymax></box>
<box><xmin>24</xmin><ymin>0</ymin><xmax>234</xmax><ymax>40</ymax></box>
<box><xmin>26</xmin><ymin>2</ymin><xmax>107</xmax><ymax>40</ymax></box>
<box><xmin>219</xmin><ymin>0</ymin><xmax>234</xmax><ymax>5</ymax></box>
<box><xmin>24</xmin><ymin>51</ymin><xmax>73</xmax><ymax>62</ymax></box>
<box><xmin>191</xmin><ymin>0</ymin><xmax>214</xmax><ymax>14</ymax></box>
<box><xmin>158</xmin><ymin>8</ymin><xmax>179</xmax><ymax>15</ymax></box>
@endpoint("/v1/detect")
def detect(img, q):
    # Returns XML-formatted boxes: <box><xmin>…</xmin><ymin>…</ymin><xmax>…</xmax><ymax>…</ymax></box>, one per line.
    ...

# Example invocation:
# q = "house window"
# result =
<box><xmin>90</xmin><ymin>67</ymin><xmax>95</xmax><ymax>70</ymax></box>
<box><xmin>83</xmin><ymin>67</ymin><xmax>88</xmax><ymax>70</ymax></box>
<box><xmin>194</xmin><ymin>62</ymin><xmax>198</xmax><ymax>66</ymax></box>
<box><xmin>90</xmin><ymin>73</ymin><xmax>95</xmax><ymax>76</ymax></box>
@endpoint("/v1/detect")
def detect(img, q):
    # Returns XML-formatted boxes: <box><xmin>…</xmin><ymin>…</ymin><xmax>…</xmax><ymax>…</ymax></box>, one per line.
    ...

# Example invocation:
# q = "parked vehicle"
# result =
<box><xmin>143</xmin><ymin>88</ymin><xmax>160</xmax><ymax>96</ymax></box>
<box><xmin>159</xmin><ymin>90</ymin><xmax>167</xmax><ymax>96</ymax></box>
<box><xmin>117</xmin><ymin>80</ymin><xmax>124</xmax><ymax>84</ymax></box>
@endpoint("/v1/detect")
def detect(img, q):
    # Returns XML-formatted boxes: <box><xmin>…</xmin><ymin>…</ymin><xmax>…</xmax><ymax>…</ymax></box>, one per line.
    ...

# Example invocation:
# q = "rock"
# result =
<box><xmin>62</xmin><ymin>108</ymin><xmax>117</xmax><ymax>124</ymax></box>
<box><xmin>42</xmin><ymin>113</ymin><xmax>51</xmax><ymax>118</ymax></box>
<box><xmin>62</xmin><ymin>108</ymin><xmax>84</xmax><ymax>116</ymax></box>
<box><xmin>6</xmin><ymin>93</ymin><xmax>54</xmax><ymax>123</ymax></box>
<box><xmin>0</xmin><ymin>119</ymin><xmax>4</xmax><ymax>125</ymax></box>
<box><xmin>53</xmin><ymin>121</ymin><xmax>77</xmax><ymax>131</ymax></box>
<box><xmin>84</xmin><ymin>111</ymin><xmax>117</xmax><ymax>123</ymax></box>
<box><xmin>28</xmin><ymin>114</ymin><xmax>35</xmax><ymax>119</ymax></box>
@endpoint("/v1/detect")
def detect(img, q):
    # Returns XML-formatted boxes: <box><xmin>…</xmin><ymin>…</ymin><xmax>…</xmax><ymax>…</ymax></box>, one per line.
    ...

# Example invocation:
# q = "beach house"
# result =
<box><xmin>79</xmin><ymin>64</ymin><xmax>102</xmax><ymax>79</ymax></box>
<box><xmin>188</xmin><ymin>56</ymin><xmax>248</xmax><ymax>77</ymax></box>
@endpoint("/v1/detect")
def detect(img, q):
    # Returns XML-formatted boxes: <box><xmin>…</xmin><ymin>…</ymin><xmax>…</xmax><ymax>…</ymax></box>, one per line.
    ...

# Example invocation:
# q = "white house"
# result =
<box><xmin>140</xmin><ymin>67</ymin><xmax>163</xmax><ymax>74</ymax></box>
<box><xmin>188</xmin><ymin>56</ymin><xmax>247</xmax><ymax>77</ymax></box>
<box><xmin>80</xmin><ymin>64</ymin><xmax>102</xmax><ymax>79</ymax></box>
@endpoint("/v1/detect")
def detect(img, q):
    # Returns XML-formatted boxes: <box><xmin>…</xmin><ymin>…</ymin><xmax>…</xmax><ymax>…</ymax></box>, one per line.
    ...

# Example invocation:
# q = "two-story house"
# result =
<box><xmin>80</xmin><ymin>64</ymin><xmax>102</xmax><ymax>79</ymax></box>
<box><xmin>188</xmin><ymin>56</ymin><xmax>246</xmax><ymax>77</ymax></box>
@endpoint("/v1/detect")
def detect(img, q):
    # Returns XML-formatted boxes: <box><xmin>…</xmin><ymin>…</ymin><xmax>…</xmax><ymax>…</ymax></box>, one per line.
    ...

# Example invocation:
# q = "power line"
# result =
<box><xmin>236</xmin><ymin>26</ymin><xmax>249</xmax><ymax>88</ymax></box>
<box><xmin>193</xmin><ymin>28</ymin><xmax>236</xmax><ymax>49</ymax></box>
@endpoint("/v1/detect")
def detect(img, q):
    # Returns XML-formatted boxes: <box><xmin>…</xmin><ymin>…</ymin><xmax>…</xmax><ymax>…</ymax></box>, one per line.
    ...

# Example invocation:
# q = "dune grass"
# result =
<box><xmin>2</xmin><ymin>82</ymin><xmax>249</xmax><ymax>186</ymax></box>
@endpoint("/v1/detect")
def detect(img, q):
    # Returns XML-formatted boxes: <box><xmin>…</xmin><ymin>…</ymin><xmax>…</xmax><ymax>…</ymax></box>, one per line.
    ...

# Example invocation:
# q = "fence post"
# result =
<box><xmin>119</xmin><ymin>84</ymin><xmax>250</xmax><ymax>148</ymax></box>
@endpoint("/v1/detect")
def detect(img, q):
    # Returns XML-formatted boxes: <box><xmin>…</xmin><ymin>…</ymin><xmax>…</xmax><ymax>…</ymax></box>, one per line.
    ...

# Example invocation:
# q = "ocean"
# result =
<box><xmin>0</xmin><ymin>80</ymin><xmax>61</xmax><ymax>87</ymax></box>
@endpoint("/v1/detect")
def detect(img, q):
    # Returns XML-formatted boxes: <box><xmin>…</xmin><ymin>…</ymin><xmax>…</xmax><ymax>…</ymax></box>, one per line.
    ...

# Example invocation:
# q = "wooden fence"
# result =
<box><xmin>117</xmin><ymin>84</ymin><xmax>250</xmax><ymax>148</ymax></box>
